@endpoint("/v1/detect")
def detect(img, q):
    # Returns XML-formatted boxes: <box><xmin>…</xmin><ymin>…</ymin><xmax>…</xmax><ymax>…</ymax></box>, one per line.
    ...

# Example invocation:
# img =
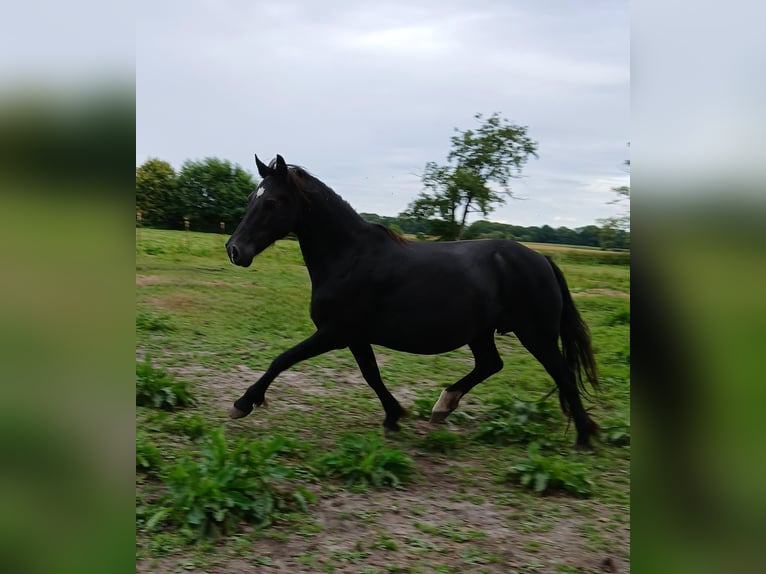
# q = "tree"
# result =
<box><xmin>405</xmin><ymin>113</ymin><xmax>538</xmax><ymax>240</ymax></box>
<box><xmin>136</xmin><ymin>158</ymin><xmax>179</xmax><ymax>228</ymax></box>
<box><xmin>598</xmin><ymin>144</ymin><xmax>630</xmax><ymax>239</ymax></box>
<box><xmin>176</xmin><ymin>158</ymin><xmax>256</xmax><ymax>232</ymax></box>
<box><xmin>576</xmin><ymin>225</ymin><xmax>601</xmax><ymax>247</ymax></box>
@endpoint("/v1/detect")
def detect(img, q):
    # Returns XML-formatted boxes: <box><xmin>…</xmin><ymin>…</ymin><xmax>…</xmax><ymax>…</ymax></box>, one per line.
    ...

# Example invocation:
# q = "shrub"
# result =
<box><xmin>506</xmin><ymin>443</ymin><xmax>593</xmax><ymax>497</ymax></box>
<box><xmin>153</xmin><ymin>427</ymin><xmax>312</xmax><ymax>539</ymax></box>
<box><xmin>136</xmin><ymin>356</ymin><xmax>195</xmax><ymax>410</ymax></box>
<box><xmin>317</xmin><ymin>433</ymin><xmax>415</xmax><ymax>489</ymax></box>
<box><xmin>474</xmin><ymin>396</ymin><xmax>562</xmax><ymax>446</ymax></box>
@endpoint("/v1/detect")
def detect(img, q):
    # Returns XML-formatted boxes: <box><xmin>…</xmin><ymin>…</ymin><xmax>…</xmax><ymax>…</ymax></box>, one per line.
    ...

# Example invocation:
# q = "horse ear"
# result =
<box><xmin>254</xmin><ymin>154</ymin><xmax>272</xmax><ymax>178</ymax></box>
<box><xmin>274</xmin><ymin>154</ymin><xmax>288</xmax><ymax>178</ymax></box>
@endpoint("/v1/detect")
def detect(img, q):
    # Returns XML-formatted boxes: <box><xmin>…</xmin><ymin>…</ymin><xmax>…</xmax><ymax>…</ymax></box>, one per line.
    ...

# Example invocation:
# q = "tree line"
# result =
<box><xmin>360</xmin><ymin>213</ymin><xmax>629</xmax><ymax>250</ymax></box>
<box><xmin>136</xmin><ymin>157</ymin><xmax>255</xmax><ymax>233</ymax></box>
<box><xmin>137</xmin><ymin>152</ymin><xmax>628</xmax><ymax>250</ymax></box>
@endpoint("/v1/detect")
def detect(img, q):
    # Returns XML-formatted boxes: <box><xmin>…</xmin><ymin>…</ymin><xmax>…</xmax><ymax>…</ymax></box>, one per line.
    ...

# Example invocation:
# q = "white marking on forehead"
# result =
<box><xmin>255</xmin><ymin>187</ymin><xmax>265</xmax><ymax>198</ymax></box>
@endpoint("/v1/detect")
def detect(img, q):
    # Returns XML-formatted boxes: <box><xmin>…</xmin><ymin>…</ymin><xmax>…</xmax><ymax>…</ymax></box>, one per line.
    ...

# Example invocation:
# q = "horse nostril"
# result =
<box><xmin>229</xmin><ymin>244</ymin><xmax>239</xmax><ymax>263</ymax></box>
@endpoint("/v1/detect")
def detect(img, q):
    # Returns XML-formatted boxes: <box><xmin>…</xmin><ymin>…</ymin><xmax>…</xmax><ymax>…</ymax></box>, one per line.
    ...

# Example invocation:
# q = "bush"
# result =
<box><xmin>153</xmin><ymin>427</ymin><xmax>312</xmax><ymax>539</ymax></box>
<box><xmin>317</xmin><ymin>433</ymin><xmax>415</xmax><ymax>490</ymax></box>
<box><xmin>474</xmin><ymin>396</ymin><xmax>562</xmax><ymax>446</ymax></box>
<box><xmin>506</xmin><ymin>443</ymin><xmax>594</xmax><ymax>497</ymax></box>
<box><xmin>136</xmin><ymin>356</ymin><xmax>195</xmax><ymax>410</ymax></box>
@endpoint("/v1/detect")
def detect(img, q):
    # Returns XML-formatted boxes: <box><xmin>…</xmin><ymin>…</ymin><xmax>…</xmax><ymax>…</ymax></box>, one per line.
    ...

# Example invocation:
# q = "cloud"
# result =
<box><xmin>137</xmin><ymin>0</ymin><xmax>629</xmax><ymax>227</ymax></box>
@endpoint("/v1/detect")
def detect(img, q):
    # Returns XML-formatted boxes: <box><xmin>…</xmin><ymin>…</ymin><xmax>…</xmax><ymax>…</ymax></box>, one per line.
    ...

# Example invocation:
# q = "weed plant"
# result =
<box><xmin>507</xmin><ymin>443</ymin><xmax>594</xmax><ymax>497</ymax></box>
<box><xmin>136</xmin><ymin>356</ymin><xmax>195</xmax><ymax>410</ymax></box>
<box><xmin>318</xmin><ymin>433</ymin><xmax>415</xmax><ymax>489</ymax></box>
<box><xmin>152</xmin><ymin>427</ymin><xmax>313</xmax><ymax>539</ymax></box>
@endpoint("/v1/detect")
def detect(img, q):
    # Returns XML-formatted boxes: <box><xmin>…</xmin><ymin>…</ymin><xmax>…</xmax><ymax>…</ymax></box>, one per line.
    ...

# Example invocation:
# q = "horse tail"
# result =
<box><xmin>546</xmin><ymin>257</ymin><xmax>599</xmax><ymax>396</ymax></box>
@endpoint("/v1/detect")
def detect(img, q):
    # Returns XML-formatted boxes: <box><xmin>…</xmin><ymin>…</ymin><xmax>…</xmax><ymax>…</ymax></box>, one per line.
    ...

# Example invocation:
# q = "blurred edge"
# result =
<box><xmin>633</xmin><ymin>2</ymin><xmax>766</xmax><ymax>573</ymax></box>
<box><xmin>0</xmin><ymin>2</ymin><xmax>134</xmax><ymax>573</ymax></box>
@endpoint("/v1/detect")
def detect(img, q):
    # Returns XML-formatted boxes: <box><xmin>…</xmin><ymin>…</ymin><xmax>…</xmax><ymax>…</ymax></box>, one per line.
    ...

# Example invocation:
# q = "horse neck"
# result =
<box><xmin>294</xmin><ymin>191</ymin><xmax>367</xmax><ymax>281</ymax></box>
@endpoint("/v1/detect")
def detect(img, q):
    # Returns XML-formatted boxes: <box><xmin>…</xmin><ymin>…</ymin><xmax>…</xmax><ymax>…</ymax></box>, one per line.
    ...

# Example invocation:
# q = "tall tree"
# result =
<box><xmin>176</xmin><ymin>158</ymin><xmax>256</xmax><ymax>232</ymax></box>
<box><xmin>405</xmin><ymin>113</ymin><xmax>538</xmax><ymax>240</ymax></box>
<box><xmin>136</xmin><ymin>158</ymin><xmax>179</xmax><ymax>228</ymax></box>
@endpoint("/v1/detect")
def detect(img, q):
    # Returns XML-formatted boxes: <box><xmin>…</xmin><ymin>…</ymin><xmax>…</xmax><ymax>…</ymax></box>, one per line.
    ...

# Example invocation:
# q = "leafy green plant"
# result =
<box><xmin>163</xmin><ymin>412</ymin><xmax>208</xmax><ymax>441</ymax></box>
<box><xmin>474</xmin><ymin>395</ymin><xmax>561</xmax><ymax>446</ymax></box>
<box><xmin>601</xmin><ymin>418</ymin><xmax>630</xmax><ymax>446</ymax></box>
<box><xmin>154</xmin><ymin>427</ymin><xmax>313</xmax><ymax>539</ymax></box>
<box><xmin>136</xmin><ymin>431</ymin><xmax>162</xmax><ymax>473</ymax></box>
<box><xmin>506</xmin><ymin>443</ymin><xmax>593</xmax><ymax>497</ymax></box>
<box><xmin>143</xmin><ymin>244</ymin><xmax>165</xmax><ymax>255</ymax></box>
<box><xmin>417</xmin><ymin>429</ymin><xmax>462</xmax><ymax>454</ymax></box>
<box><xmin>317</xmin><ymin>433</ymin><xmax>415</xmax><ymax>489</ymax></box>
<box><xmin>604</xmin><ymin>307</ymin><xmax>630</xmax><ymax>326</ymax></box>
<box><xmin>136</xmin><ymin>356</ymin><xmax>195</xmax><ymax>410</ymax></box>
<box><xmin>136</xmin><ymin>310</ymin><xmax>175</xmax><ymax>332</ymax></box>
<box><xmin>411</xmin><ymin>396</ymin><xmax>436</xmax><ymax>420</ymax></box>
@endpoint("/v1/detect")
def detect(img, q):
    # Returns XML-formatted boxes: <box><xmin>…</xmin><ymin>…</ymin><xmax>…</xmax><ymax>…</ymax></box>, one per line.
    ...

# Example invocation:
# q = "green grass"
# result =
<box><xmin>136</xmin><ymin>228</ymin><xmax>630</xmax><ymax>569</ymax></box>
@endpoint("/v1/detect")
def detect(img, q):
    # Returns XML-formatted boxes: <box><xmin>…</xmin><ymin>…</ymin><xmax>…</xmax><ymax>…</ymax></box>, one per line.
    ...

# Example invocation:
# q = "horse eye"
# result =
<box><xmin>263</xmin><ymin>197</ymin><xmax>278</xmax><ymax>209</ymax></box>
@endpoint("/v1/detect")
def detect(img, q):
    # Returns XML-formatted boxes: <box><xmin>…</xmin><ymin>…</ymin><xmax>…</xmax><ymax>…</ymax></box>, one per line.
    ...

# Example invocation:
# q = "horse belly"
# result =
<box><xmin>369</xmin><ymin>298</ymin><xmax>492</xmax><ymax>355</ymax></box>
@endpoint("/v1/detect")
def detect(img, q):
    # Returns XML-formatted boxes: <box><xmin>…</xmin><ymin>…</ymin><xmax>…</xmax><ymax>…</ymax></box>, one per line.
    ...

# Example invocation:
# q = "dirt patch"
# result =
<box><xmin>136</xmin><ymin>275</ymin><xmax>170</xmax><ymax>286</ymax></box>
<box><xmin>146</xmin><ymin>293</ymin><xmax>202</xmax><ymax>311</ymax></box>
<box><xmin>573</xmin><ymin>288</ymin><xmax>630</xmax><ymax>299</ymax></box>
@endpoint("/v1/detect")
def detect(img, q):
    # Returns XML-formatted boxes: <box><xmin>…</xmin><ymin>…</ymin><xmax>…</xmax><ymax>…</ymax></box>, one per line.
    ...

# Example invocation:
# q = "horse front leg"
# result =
<box><xmin>349</xmin><ymin>343</ymin><xmax>407</xmax><ymax>431</ymax></box>
<box><xmin>230</xmin><ymin>329</ymin><xmax>343</xmax><ymax>419</ymax></box>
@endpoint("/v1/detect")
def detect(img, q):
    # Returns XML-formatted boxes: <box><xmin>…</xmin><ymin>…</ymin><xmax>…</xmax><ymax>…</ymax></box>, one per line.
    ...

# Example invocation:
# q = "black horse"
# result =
<box><xmin>226</xmin><ymin>154</ymin><xmax>599</xmax><ymax>449</ymax></box>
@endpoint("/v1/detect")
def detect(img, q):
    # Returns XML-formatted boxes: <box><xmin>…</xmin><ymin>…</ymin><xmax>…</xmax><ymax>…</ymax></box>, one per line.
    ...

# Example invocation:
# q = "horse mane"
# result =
<box><xmin>286</xmin><ymin>166</ymin><xmax>408</xmax><ymax>246</ymax></box>
<box><xmin>374</xmin><ymin>223</ymin><xmax>408</xmax><ymax>245</ymax></box>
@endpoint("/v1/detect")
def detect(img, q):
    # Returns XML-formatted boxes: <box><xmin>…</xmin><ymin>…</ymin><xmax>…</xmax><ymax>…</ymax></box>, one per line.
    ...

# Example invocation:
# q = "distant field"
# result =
<box><xmin>136</xmin><ymin>228</ymin><xmax>630</xmax><ymax>573</ymax></box>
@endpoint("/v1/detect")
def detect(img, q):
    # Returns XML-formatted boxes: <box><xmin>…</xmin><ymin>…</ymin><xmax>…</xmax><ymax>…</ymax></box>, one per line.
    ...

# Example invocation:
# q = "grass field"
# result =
<box><xmin>136</xmin><ymin>228</ymin><xmax>630</xmax><ymax>573</ymax></box>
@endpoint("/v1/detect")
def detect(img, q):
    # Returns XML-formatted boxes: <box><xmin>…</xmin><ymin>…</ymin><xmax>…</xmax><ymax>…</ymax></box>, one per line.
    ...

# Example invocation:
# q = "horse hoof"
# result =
<box><xmin>228</xmin><ymin>405</ymin><xmax>252</xmax><ymax>419</ymax></box>
<box><xmin>429</xmin><ymin>411</ymin><xmax>449</xmax><ymax>424</ymax></box>
<box><xmin>383</xmin><ymin>420</ymin><xmax>401</xmax><ymax>433</ymax></box>
<box><xmin>573</xmin><ymin>442</ymin><xmax>594</xmax><ymax>452</ymax></box>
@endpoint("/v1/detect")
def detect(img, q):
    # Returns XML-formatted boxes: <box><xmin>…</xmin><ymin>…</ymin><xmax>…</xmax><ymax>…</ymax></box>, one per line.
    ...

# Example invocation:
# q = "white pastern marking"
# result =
<box><xmin>432</xmin><ymin>389</ymin><xmax>462</xmax><ymax>413</ymax></box>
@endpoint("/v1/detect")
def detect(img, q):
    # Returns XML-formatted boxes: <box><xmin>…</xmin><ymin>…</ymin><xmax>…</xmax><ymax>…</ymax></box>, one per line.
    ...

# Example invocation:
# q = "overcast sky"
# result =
<box><xmin>137</xmin><ymin>0</ymin><xmax>629</xmax><ymax>228</ymax></box>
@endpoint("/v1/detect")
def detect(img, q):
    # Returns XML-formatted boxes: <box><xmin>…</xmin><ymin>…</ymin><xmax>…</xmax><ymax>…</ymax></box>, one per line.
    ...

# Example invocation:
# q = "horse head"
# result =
<box><xmin>226</xmin><ymin>154</ymin><xmax>301</xmax><ymax>267</ymax></box>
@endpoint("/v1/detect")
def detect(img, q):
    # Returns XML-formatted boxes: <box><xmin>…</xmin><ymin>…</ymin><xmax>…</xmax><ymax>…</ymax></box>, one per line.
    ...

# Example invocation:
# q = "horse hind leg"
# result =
<box><xmin>430</xmin><ymin>335</ymin><xmax>503</xmax><ymax>424</ymax></box>
<box><xmin>517</xmin><ymin>331</ymin><xmax>598</xmax><ymax>449</ymax></box>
